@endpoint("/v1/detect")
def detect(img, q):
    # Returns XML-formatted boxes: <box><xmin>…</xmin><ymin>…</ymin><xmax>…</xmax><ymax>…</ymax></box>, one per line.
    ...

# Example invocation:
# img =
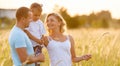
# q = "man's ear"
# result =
<box><xmin>21</xmin><ymin>17</ymin><xmax>25</xmax><ymax>22</ymax></box>
<box><xmin>22</xmin><ymin>17</ymin><xmax>25</xmax><ymax>20</ymax></box>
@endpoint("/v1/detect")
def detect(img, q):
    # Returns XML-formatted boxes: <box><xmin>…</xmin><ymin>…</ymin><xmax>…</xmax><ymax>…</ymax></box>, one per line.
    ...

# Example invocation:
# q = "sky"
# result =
<box><xmin>0</xmin><ymin>0</ymin><xmax>120</xmax><ymax>19</ymax></box>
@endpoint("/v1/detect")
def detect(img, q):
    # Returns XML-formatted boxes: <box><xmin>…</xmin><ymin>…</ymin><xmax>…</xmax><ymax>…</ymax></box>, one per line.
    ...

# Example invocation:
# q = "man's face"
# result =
<box><xmin>24</xmin><ymin>11</ymin><xmax>33</xmax><ymax>28</ymax></box>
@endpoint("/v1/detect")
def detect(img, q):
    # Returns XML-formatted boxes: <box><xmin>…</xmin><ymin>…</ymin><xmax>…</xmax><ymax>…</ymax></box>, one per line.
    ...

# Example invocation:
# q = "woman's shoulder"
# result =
<box><xmin>66</xmin><ymin>34</ymin><xmax>73</xmax><ymax>40</ymax></box>
<box><xmin>67</xmin><ymin>35</ymin><xmax>74</xmax><ymax>44</ymax></box>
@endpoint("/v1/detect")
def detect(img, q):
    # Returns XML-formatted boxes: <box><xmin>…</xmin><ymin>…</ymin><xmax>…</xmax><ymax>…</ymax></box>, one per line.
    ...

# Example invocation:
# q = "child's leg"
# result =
<box><xmin>34</xmin><ymin>45</ymin><xmax>43</xmax><ymax>66</ymax></box>
<box><xmin>35</xmin><ymin>45</ymin><xmax>42</xmax><ymax>55</ymax></box>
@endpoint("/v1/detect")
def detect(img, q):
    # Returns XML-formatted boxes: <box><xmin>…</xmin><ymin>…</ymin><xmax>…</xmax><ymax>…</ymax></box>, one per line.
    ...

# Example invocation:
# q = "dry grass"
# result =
<box><xmin>0</xmin><ymin>28</ymin><xmax>120</xmax><ymax>66</ymax></box>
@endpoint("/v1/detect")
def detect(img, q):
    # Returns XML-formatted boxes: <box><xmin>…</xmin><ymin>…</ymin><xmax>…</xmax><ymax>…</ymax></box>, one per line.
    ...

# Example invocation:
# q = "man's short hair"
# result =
<box><xmin>16</xmin><ymin>7</ymin><xmax>30</xmax><ymax>21</ymax></box>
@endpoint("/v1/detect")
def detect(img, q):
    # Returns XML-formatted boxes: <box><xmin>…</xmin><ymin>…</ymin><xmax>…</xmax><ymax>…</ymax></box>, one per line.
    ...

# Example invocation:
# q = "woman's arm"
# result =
<box><xmin>69</xmin><ymin>35</ymin><xmax>91</xmax><ymax>63</ymax></box>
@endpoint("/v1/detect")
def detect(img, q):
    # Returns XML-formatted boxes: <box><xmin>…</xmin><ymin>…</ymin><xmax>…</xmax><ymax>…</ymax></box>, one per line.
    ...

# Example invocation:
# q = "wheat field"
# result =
<box><xmin>0</xmin><ymin>28</ymin><xmax>120</xmax><ymax>66</ymax></box>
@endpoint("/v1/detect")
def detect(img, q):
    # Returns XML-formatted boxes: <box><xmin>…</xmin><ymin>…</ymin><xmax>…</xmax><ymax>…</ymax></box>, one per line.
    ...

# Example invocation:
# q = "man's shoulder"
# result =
<box><xmin>9</xmin><ymin>27</ymin><xmax>25</xmax><ymax>43</ymax></box>
<box><xmin>10</xmin><ymin>27</ymin><xmax>25</xmax><ymax>37</ymax></box>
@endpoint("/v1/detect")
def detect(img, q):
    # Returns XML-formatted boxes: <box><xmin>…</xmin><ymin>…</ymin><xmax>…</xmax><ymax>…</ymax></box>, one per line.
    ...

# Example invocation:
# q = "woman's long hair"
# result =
<box><xmin>45</xmin><ymin>13</ymin><xmax>67</xmax><ymax>34</ymax></box>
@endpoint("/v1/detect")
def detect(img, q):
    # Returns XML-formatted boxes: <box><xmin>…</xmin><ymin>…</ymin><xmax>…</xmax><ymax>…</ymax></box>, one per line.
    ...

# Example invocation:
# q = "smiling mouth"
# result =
<box><xmin>47</xmin><ymin>25</ymin><xmax>53</xmax><ymax>27</ymax></box>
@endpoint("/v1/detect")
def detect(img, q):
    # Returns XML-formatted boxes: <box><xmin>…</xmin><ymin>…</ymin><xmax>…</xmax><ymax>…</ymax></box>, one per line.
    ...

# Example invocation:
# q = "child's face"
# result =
<box><xmin>32</xmin><ymin>9</ymin><xmax>41</xmax><ymax>21</ymax></box>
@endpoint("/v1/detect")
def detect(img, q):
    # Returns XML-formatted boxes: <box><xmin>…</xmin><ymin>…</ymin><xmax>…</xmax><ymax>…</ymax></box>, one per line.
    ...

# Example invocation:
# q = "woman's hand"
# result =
<box><xmin>81</xmin><ymin>54</ymin><xmax>91</xmax><ymax>61</ymax></box>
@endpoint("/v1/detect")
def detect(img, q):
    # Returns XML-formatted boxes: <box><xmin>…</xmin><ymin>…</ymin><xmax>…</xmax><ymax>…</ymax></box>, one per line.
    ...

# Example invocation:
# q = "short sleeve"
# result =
<box><xmin>40</xmin><ymin>22</ymin><xmax>46</xmax><ymax>35</ymax></box>
<box><xmin>14</xmin><ymin>34</ymin><xmax>26</xmax><ymax>48</ymax></box>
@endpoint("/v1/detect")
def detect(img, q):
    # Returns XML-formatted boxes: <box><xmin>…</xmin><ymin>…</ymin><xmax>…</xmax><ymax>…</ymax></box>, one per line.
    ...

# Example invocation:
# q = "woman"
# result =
<box><xmin>43</xmin><ymin>13</ymin><xmax>91</xmax><ymax>66</ymax></box>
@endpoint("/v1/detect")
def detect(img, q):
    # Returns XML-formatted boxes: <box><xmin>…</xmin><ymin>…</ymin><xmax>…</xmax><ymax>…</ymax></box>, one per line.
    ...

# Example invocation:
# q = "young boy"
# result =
<box><xmin>25</xmin><ymin>3</ymin><xmax>46</xmax><ymax>66</ymax></box>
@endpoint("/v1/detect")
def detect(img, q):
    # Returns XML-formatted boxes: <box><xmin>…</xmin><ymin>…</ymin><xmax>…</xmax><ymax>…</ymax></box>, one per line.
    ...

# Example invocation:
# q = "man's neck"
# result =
<box><xmin>16</xmin><ymin>22</ymin><xmax>24</xmax><ymax>30</ymax></box>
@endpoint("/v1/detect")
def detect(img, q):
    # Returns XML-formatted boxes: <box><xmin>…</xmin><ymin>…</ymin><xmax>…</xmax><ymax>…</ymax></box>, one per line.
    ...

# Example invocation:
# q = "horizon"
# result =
<box><xmin>0</xmin><ymin>0</ymin><xmax>120</xmax><ymax>19</ymax></box>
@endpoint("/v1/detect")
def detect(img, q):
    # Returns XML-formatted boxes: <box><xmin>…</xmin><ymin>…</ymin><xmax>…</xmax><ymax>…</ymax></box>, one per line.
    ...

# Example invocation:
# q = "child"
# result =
<box><xmin>25</xmin><ymin>3</ymin><xmax>46</xmax><ymax>66</ymax></box>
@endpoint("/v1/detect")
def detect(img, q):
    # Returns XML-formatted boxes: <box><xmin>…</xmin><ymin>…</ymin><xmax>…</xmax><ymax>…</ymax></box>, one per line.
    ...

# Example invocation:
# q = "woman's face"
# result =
<box><xmin>46</xmin><ymin>15</ymin><xmax>61</xmax><ymax>30</ymax></box>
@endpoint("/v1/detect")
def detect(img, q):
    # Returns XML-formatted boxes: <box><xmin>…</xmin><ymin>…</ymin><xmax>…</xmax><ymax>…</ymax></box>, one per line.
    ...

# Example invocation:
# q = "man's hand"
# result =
<box><xmin>22</xmin><ymin>53</ymin><xmax>45</xmax><ymax>65</ymax></box>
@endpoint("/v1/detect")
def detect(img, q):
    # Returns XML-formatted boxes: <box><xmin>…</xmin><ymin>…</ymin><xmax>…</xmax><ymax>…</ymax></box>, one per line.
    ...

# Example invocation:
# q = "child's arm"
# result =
<box><xmin>69</xmin><ymin>35</ymin><xmax>91</xmax><ymax>62</ymax></box>
<box><xmin>24</xmin><ymin>30</ymin><xmax>43</xmax><ymax>44</ymax></box>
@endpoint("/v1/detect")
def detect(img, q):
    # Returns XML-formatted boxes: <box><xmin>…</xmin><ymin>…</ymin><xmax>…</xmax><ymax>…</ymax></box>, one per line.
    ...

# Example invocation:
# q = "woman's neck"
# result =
<box><xmin>49</xmin><ymin>30</ymin><xmax>66</xmax><ymax>41</ymax></box>
<box><xmin>50</xmin><ymin>29</ymin><xmax>62</xmax><ymax>36</ymax></box>
<box><xmin>51</xmin><ymin>32</ymin><xmax>62</xmax><ymax>36</ymax></box>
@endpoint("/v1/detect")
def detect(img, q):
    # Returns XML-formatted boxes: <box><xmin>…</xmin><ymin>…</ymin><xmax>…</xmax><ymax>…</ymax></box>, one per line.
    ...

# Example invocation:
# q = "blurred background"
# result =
<box><xmin>0</xmin><ymin>0</ymin><xmax>120</xmax><ymax>66</ymax></box>
<box><xmin>0</xmin><ymin>0</ymin><xmax>120</xmax><ymax>29</ymax></box>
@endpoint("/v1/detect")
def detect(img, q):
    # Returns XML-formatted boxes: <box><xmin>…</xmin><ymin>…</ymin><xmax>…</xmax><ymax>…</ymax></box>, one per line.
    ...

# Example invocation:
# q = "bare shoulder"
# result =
<box><xmin>68</xmin><ymin>35</ymin><xmax>75</xmax><ymax>45</ymax></box>
<box><xmin>68</xmin><ymin>35</ymin><xmax>74</xmax><ymax>40</ymax></box>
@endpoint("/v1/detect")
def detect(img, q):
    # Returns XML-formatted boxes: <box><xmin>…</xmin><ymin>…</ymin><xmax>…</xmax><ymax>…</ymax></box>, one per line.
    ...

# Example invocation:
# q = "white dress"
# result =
<box><xmin>46</xmin><ymin>36</ymin><xmax>72</xmax><ymax>66</ymax></box>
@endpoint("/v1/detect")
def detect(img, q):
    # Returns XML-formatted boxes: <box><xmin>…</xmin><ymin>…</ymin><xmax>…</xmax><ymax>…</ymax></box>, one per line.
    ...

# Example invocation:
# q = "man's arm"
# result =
<box><xmin>16</xmin><ymin>47</ymin><xmax>28</xmax><ymax>63</ymax></box>
<box><xmin>16</xmin><ymin>47</ymin><xmax>44</xmax><ymax>64</ymax></box>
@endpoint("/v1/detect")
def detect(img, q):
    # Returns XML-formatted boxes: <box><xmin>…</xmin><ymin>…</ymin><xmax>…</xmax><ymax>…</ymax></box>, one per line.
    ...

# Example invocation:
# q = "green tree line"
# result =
<box><xmin>0</xmin><ymin>7</ymin><xmax>120</xmax><ymax>29</ymax></box>
<box><xmin>57</xmin><ymin>7</ymin><xmax>120</xmax><ymax>29</ymax></box>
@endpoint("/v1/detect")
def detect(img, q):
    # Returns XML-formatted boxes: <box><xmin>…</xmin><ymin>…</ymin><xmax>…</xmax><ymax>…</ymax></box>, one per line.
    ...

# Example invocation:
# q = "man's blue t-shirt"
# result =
<box><xmin>9</xmin><ymin>26</ymin><xmax>35</xmax><ymax>66</ymax></box>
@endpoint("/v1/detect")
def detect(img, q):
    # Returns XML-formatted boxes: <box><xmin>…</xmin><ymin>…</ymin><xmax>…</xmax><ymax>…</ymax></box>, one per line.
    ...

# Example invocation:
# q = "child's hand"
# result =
<box><xmin>82</xmin><ymin>54</ymin><xmax>91</xmax><ymax>61</ymax></box>
<box><xmin>38</xmin><ymin>39</ymin><xmax>44</xmax><ymax>44</ymax></box>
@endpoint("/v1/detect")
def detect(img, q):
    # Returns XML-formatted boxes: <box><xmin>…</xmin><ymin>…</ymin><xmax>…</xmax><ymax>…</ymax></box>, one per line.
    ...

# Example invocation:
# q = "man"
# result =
<box><xmin>9</xmin><ymin>7</ymin><xmax>44</xmax><ymax>66</ymax></box>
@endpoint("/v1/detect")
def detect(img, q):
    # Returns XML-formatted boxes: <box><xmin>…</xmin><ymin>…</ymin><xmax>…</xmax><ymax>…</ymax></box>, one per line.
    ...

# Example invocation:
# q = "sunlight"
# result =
<box><xmin>0</xmin><ymin>0</ymin><xmax>120</xmax><ymax>19</ymax></box>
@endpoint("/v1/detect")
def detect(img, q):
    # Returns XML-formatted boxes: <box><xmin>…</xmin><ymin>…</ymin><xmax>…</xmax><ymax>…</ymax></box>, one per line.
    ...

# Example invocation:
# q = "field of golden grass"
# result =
<box><xmin>0</xmin><ymin>28</ymin><xmax>120</xmax><ymax>66</ymax></box>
